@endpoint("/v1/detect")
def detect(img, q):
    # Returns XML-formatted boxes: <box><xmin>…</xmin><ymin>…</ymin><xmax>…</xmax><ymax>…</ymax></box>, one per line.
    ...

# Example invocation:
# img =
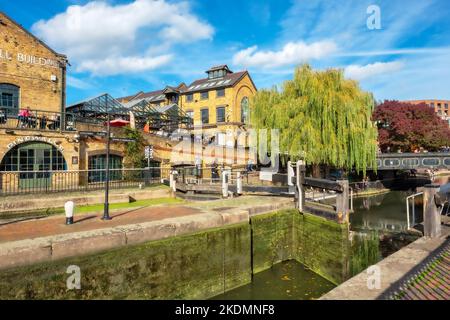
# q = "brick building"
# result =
<box><xmin>404</xmin><ymin>99</ymin><xmax>450</xmax><ymax>125</ymax></box>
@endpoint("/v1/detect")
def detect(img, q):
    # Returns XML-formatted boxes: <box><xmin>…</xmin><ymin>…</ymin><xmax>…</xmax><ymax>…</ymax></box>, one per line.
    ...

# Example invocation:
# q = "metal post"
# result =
<box><xmin>102</xmin><ymin>99</ymin><xmax>111</xmax><ymax>221</ymax></box>
<box><xmin>423</xmin><ymin>184</ymin><xmax>441</xmax><ymax>238</ymax></box>
<box><xmin>336</xmin><ymin>180</ymin><xmax>350</xmax><ymax>224</ymax></box>
<box><xmin>296</xmin><ymin>161</ymin><xmax>305</xmax><ymax>212</ymax></box>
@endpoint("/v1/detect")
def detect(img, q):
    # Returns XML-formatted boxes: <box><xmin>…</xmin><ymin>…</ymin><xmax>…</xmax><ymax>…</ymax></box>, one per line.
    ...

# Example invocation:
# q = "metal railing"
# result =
<box><xmin>406</xmin><ymin>192</ymin><xmax>423</xmax><ymax>230</ymax></box>
<box><xmin>0</xmin><ymin>167</ymin><xmax>168</xmax><ymax>196</ymax></box>
<box><xmin>0</xmin><ymin>107</ymin><xmax>78</xmax><ymax>132</ymax></box>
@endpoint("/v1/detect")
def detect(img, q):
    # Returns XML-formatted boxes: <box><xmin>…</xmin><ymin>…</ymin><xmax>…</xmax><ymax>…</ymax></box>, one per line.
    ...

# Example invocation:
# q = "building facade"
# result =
<box><xmin>404</xmin><ymin>99</ymin><xmax>450</xmax><ymax>125</ymax></box>
<box><xmin>118</xmin><ymin>65</ymin><xmax>257</xmax><ymax>137</ymax></box>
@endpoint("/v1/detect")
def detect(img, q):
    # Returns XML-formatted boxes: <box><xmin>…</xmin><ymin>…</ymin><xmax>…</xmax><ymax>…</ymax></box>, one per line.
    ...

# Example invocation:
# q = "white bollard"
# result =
<box><xmin>65</xmin><ymin>201</ymin><xmax>75</xmax><ymax>225</ymax></box>
<box><xmin>222</xmin><ymin>170</ymin><xmax>229</xmax><ymax>198</ymax></box>
<box><xmin>172</xmin><ymin>170</ymin><xmax>178</xmax><ymax>192</ymax></box>
<box><xmin>169</xmin><ymin>171</ymin><xmax>175</xmax><ymax>191</ymax></box>
<box><xmin>237</xmin><ymin>172</ymin><xmax>243</xmax><ymax>195</ymax></box>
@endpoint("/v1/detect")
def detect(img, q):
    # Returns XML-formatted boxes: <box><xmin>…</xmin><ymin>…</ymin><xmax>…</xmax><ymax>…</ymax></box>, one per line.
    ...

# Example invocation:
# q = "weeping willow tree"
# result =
<box><xmin>251</xmin><ymin>64</ymin><xmax>378</xmax><ymax>176</ymax></box>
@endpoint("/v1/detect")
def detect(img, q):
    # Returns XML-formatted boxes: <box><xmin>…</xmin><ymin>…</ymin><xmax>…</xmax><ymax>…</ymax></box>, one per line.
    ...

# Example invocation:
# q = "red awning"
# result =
<box><xmin>108</xmin><ymin>119</ymin><xmax>130</xmax><ymax>127</ymax></box>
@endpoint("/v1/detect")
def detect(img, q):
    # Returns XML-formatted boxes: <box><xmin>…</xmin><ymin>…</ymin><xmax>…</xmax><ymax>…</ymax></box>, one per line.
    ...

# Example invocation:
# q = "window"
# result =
<box><xmin>88</xmin><ymin>154</ymin><xmax>123</xmax><ymax>182</ymax></box>
<box><xmin>445</xmin><ymin>103</ymin><xmax>448</xmax><ymax>109</ymax></box>
<box><xmin>0</xmin><ymin>84</ymin><xmax>19</xmax><ymax>112</ymax></box>
<box><xmin>186</xmin><ymin>94</ymin><xmax>193</xmax><ymax>102</ymax></box>
<box><xmin>186</xmin><ymin>110</ymin><xmax>194</xmax><ymax>119</ymax></box>
<box><xmin>241</xmin><ymin>97</ymin><xmax>250</xmax><ymax>124</ymax></box>
<box><xmin>216</xmin><ymin>89</ymin><xmax>225</xmax><ymax>98</ymax></box>
<box><xmin>201</xmin><ymin>108</ymin><xmax>209</xmax><ymax>124</ymax></box>
<box><xmin>216</xmin><ymin>106</ymin><xmax>226</xmax><ymax>123</ymax></box>
<box><xmin>431</xmin><ymin>102</ymin><xmax>435</xmax><ymax>108</ymax></box>
<box><xmin>200</xmin><ymin>91</ymin><xmax>209</xmax><ymax>100</ymax></box>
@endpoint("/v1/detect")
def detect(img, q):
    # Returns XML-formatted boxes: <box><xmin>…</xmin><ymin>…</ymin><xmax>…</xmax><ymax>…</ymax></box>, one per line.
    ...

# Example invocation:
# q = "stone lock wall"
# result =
<box><xmin>0</xmin><ymin>209</ymin><xmax>363</xmax><ymax>299</ymax></box>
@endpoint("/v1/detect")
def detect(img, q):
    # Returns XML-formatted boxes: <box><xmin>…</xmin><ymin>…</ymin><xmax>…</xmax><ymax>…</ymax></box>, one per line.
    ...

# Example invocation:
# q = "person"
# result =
<box><xmin>17</xmin><ymin>107</ymin><xmax>31</xmax><ymax>128</ymax></box>
<box><xmin>247</xmin><ymin>159</ymin><xmax>254</xmax><ymax>172</ymax></box>
<box><xmin>0</xmin><ymin>108</ymin><xmax>7</xmax><ymax>125</ymax></box>
<box><xmin>40</xmin><ymin>115</ymin><xmax>48</xmax><ymax>130</ymax></box>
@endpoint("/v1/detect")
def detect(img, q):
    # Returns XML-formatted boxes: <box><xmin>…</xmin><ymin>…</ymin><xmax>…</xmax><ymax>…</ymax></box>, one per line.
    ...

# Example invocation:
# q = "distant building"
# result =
<box><xmin>403</xmin><ymin>99</ymin><xmax>450</xmax><ymax>125</ymax></box>
<box><xmin>118</xmin><ymin>65</ymin><xmax>257</xmax><ymax>137</ymax></box>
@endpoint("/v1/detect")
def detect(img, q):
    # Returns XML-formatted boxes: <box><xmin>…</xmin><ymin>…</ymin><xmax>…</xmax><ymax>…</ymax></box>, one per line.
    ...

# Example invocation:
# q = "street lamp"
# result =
<box><xmin>102</xmin><ymin>98</ymin><xmax>112</xmax><ymax>221</ymax></box>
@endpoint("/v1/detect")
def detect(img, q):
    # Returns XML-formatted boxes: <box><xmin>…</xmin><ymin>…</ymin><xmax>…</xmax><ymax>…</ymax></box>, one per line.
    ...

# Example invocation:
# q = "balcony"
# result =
<box><xmin>0</xmin><ymin>107</ymin><xmax>77</xmax><ymax>132</ymax></box>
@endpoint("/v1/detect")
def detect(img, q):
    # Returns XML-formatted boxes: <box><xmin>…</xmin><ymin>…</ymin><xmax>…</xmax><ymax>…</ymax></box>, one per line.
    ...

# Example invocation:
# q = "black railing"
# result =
<box><xmin>0</xmin><ymin>168</ymin><xmax>168</xmax><ymax>196</ymax></box>
<box><xmin>0</xmin><ymin>107</ymin><xmax>77</xmax><ymax>132</ymax></box>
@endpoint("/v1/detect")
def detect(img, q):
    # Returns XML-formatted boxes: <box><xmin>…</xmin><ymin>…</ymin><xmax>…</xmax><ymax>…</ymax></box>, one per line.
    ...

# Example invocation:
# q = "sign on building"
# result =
<box><xmin>145</xmin><ymin>145</ymin><xmax>154</xmax><ymax>160</ymax></box>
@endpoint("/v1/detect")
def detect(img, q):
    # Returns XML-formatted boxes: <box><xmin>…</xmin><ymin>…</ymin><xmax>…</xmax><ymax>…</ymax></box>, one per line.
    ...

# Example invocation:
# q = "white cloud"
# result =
<box><xmin>32</xmin><ymin>0</ymin><xmax>213</xmax><ymax>75</ymax></box>
<box><xmin>77</xmin><ymin>54</ymin><xmax>173</xmax><ymax>76</ymax></box>
<box><xmin>232</xmin><ymin>41</ymin><xmax>338</xmax><ymax>68</ymax></box>
<box><xmin>66</xmin><ymin>75</ymin><xmax>92</xmax><ymax>90</ymax></box>
<box><xmin>344</xmin><ymin>61</ymin><xmax>404</xmax><ymax>81</ymax></box>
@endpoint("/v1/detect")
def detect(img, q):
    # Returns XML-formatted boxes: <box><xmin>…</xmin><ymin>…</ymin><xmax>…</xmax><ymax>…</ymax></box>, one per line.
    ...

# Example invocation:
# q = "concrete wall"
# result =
<box><xmin>0</xmin><ymin>209</ymin><xmax>360</xmax><ymax>299</ymax></box>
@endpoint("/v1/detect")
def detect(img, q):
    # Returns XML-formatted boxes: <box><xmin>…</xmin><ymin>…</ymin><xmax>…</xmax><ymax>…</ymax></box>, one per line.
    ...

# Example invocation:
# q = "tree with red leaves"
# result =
<box><xmin>373</xmin><ymin>100</ymin><xmax>450</xmax><ymax>152</ymax></box>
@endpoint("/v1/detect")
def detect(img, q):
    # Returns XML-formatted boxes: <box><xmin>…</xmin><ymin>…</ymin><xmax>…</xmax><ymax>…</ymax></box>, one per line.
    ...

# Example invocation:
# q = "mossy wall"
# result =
<box><xmin>0</xmin><ymin>223</ymin><xmax>251</xmax><ymax>300</ymax></box>
<box><xmin>0</xmin><ymin>210</ymin><xmax>364</xmax><ymax>299</ymax></box>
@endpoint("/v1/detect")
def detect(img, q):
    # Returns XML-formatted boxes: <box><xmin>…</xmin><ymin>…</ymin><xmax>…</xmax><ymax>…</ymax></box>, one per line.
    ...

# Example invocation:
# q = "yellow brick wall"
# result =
<box><xmin>0</xmin><ymin>12</ymin><xmax>66</xmax><ymax>113</ymax></box>
<box><xmin>180</xmin><ymin>73</ymin><xmax>256</xmax><ymax>127</ymax></box>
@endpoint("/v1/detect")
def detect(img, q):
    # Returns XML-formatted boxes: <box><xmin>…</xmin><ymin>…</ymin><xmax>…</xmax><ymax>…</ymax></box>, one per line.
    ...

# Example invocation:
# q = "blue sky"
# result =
<box><xmin>2</xmin><ymin>0</ymin><xmax>450</xmax><ymax>104</ymax></box>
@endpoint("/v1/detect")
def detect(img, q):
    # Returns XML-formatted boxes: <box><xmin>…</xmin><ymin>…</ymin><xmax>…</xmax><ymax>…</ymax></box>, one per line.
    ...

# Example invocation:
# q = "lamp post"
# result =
<box><xmin>102</xmin><ymin>99</ymin><xmax>112</xmax><ymax>221</ymax></box>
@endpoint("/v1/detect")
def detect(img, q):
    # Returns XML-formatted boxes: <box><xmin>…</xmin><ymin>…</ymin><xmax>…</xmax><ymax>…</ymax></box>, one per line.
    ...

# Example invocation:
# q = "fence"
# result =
<box><xmin>0</xmin><ymin>167</ymin><xmax>168</xmax><ymax>196</ymax></box>
<box><xmin>0</xmin><ymin>108</ymin><xmax>78</xmax><ymax>132</ymax></box>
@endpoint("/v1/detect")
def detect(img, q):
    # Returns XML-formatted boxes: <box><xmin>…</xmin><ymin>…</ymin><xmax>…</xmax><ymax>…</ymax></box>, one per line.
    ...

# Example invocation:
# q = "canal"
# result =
<box><xmin>215</xmin><ymin>180</ymin><xmax>440</xmax><ymax>300</ymax></box>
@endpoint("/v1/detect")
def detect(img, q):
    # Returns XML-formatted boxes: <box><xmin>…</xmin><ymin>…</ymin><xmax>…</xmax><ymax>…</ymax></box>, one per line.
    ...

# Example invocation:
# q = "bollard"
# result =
<box><xmin>169</xmin><ymin>171</ymin><xmax>174</xmax><ymax>190</ymax></box>
<box><xmin>222</xmin><ymin>170</ymin><xmax>230</xmax><ymax>198</ymax></box>
<box><xmin>423</xmin><ymin>184</ymin><xmax>441</xmax><ymax>238</ymax></box>
<box><xmin>172</xmin><ymin>170</ymin><xmax>178</xmax><ymax>192</ymax></box>
<box><xmin>65</xmin><ymin>201</ymin><xmax>75</xmax><ymax>225</ymax></box>
<box><xmin>237</xmin><ymin>172</ymin><xmax>243</xmax><ymax>195</ymax></box>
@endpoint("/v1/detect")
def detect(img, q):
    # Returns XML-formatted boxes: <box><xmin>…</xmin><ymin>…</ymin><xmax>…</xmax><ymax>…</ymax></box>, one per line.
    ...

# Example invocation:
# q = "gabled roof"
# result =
<box><xmin>184</xmin><ymin>70</ymin><xmax>255</xmax><ymax>94</ymax></box>
<box><xmin>0</xmin><ymin>11</ymin><xmax>67</xmax><ymax>61</ymax></box>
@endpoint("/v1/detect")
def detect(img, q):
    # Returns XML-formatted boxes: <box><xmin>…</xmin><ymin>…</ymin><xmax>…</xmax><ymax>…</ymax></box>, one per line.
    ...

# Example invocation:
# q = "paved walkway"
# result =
<box><xmin>0</xmin><ymin>196</ymin><xmax>291</xmax><ymax>244</ymax></box>
<box><xmin>0</xmin><ymin>205</ymin><xmax>201</xmax><ymax>243</ymax></box>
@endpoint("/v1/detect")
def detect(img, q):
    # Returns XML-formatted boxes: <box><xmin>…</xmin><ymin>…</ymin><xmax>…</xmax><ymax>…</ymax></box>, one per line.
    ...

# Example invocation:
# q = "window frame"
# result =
<box><xmin>216</xmin><ymin>88</ymin><xmax>225</xmax><ymax>98</ymax></box>
<box><xmin>201</xmin><ymin>108</ymin><xmax>209</xmax><ymax>124</ymax></box>
<box><xmin>216</xmin><ymin>106</ymin><xmax>226</xmax><ymax>123</ymax></box>
<box><xmin>186</xmin><ymin>93</ymin><xmax>194</xmax><ymax>102</ymax></box>
<box><xmin>200</xmin><ymin>91</ymin><xmax>209</xmax><ymax>100</ymax></box>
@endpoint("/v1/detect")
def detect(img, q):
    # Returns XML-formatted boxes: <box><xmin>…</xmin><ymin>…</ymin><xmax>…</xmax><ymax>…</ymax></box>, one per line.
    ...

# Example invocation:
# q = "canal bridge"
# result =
<box><xmin>376</xmin><ymin>152</ymin><xmax>450</xmax><ymax>170</ymax></box>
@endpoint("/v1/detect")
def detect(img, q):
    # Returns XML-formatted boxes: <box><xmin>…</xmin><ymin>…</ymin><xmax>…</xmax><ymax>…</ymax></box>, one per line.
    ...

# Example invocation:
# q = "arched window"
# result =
<box><xmin>241</xmin><ymin>97</ymin><xmax>250</xmax><ymax>124</ymax></box>
<box><xmin>0</xmin><ymin>142</ymin><xmax>67</xmax><ymax>189</ymax></box>
<box><xmin>0</xmin><ymin>84</ymin><xmax>20</xmax><ymax>113</ymax></box>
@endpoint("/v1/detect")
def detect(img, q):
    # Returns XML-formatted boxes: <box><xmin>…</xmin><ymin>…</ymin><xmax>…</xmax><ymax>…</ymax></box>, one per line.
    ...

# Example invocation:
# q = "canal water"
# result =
<box><xmin>215</xmin><ymin>182</ymin><xmax>439</xmax><ymax>300</ymax></box>
<box><xmin>214</xmin><ymin>260</ymin><xmax>335</xmax><ymax>300</ymax></box>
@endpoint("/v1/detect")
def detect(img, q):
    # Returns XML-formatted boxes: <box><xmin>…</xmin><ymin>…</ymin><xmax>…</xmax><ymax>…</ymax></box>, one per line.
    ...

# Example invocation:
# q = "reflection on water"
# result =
<box><xmin>350</xmin><ymin>191</ymin><xmax>423</xmax><ymax>233</ymax></box>
<box><xmin>213</xmin><ymin>260</ymin><xmax>335</xmax><ymax>300</ymax></box>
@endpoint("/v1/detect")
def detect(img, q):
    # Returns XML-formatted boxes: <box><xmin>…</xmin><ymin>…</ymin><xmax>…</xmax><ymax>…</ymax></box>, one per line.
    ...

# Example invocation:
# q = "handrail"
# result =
<box><xmin>406</xmin><ymin>192</ymin><xmax>423</xmax><ymax>230</ymax></box>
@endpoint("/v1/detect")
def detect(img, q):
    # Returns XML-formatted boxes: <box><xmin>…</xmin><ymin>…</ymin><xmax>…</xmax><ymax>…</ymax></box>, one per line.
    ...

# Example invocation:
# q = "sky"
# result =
<box><xmin>1</xmin><ymin>0</ymin><xmax>450</xmax><ymax>105</ymax></box>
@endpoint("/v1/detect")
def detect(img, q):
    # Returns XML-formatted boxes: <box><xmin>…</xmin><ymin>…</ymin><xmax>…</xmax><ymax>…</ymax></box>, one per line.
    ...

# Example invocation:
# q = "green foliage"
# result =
<box><xmin>123</xmin><ymin>127</ymin><xmax>145</xmax><ymax>168</ymax></box>
<box><xmin>251</xmin><ymin>64</ymin><xmax>378</xmax><ymax>175</ymax></box>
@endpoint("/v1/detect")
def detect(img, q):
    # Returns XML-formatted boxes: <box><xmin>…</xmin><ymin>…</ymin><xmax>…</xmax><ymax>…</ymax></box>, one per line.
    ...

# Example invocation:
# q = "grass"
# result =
<box><xmin>0</xmin><ymin>197</ymin><xmax>185</xmax><ymax>220</ymax></box>
<box><xmin>75</xmin><ymin>197</ymin><xmax>185</xmax><ymax>214</ymax></box>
